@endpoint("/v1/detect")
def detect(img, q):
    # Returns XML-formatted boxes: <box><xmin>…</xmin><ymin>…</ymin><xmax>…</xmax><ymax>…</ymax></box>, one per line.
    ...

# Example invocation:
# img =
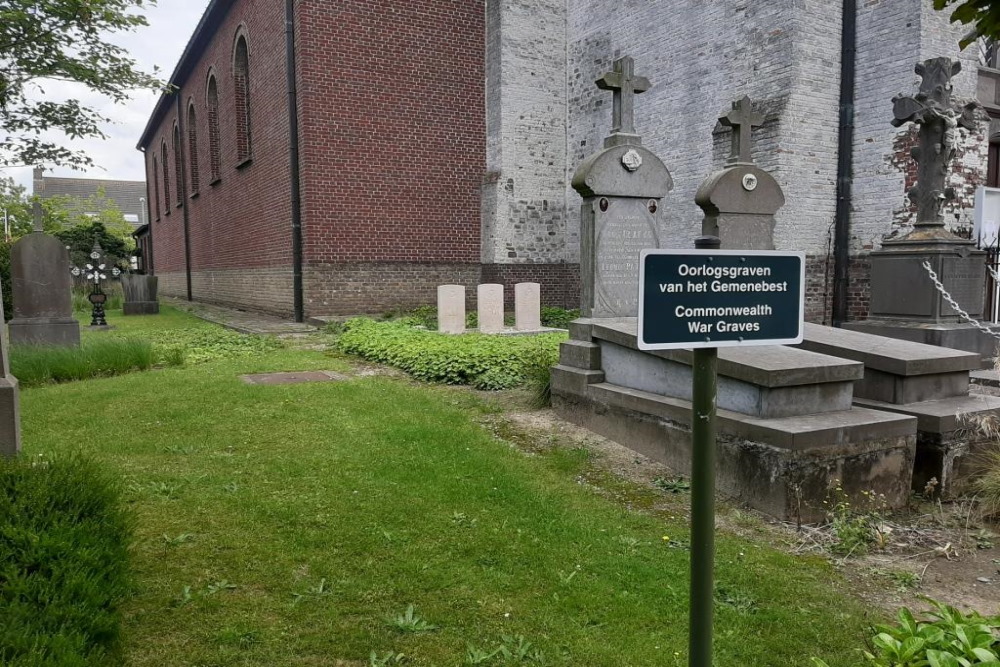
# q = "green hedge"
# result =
<box><xmin>335</xmin><ymin>318</ymin><xmax>565</xmax><ymax>390</ymax></box>
<box><xmin>0</xmin><ymin>455</ymin><xmax>131</xmax><ymax>666</ymax></box>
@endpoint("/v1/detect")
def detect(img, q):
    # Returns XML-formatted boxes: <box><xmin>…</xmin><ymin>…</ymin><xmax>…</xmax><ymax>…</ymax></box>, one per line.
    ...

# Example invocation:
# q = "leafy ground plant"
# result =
<box><xmin>335</xmin><ymin>317</ymin><xmax>564</xmax><ymax>389</ymax></box>
<box><xmin>812</xmin><ymin>597</ymin><xmax>1000</xmax><ymax>667</ymax></box>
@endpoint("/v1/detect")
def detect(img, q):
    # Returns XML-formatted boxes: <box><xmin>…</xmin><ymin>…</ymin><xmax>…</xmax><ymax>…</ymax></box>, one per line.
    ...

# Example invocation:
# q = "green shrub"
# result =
<box><xmin>0</xmin><ymin>454</ymin><xmax>132</xmax><ymax>666</ymax></box>
<box><xmin>812</xmin><ymin>598</ymin><xmax>1000</xmax><ymax>667</ymax></box>
<box><xmin>10</xmin><ymin>339</ymin><xmax>180</xmax><ymax>387</ymax></box>
<box><xmin>540</xmin><ymin>306</ymin><xmax>579</xmax><ymax>329</ymax></box>
<box><xmin>335</xmin><ymin>318</ymin><xmax>564</xmax><ymax>390</ymax></box>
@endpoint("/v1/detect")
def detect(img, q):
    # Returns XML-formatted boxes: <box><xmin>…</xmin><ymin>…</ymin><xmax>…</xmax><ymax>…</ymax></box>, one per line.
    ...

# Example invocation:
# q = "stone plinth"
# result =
<box><xmin>797</xmin><ymin>323</ymin><xmax>1000</xmax><ymax>496</ymax></box>
<box><xmin>551</xmin><ymin>318</ymin><xmax>916</xmax><ymax>521</ymax></box>
<box><xmin>8</xmin><ymin>232</ymin><xmax>80</xmax><ymax>347</ymax></box>
<box><xmin>0</xmin><ymin>278</ymin><xmax>20</xmax><ymax>457</ymax></box>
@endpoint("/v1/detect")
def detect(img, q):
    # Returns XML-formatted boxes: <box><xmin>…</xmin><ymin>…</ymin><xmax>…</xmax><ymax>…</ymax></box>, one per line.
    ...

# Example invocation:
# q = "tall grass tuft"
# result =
<box><xmin>0</xmin><ymin>454</ymin><xmax>132</xmax><ymax>666</ymax></box>
<box><xmin>10</xmin><ymin>339</ymin><xmax>181</xmax><ymax>387</ymax></box>
<box><xmin>72</xmin><ymin>283</ymin><xmax>124</xmax><ymax>313</ymax></box>
<box><xmin>973</xmin><ymin>443</ymin><xmax>1000</xmax><ymax>519</ymax></box>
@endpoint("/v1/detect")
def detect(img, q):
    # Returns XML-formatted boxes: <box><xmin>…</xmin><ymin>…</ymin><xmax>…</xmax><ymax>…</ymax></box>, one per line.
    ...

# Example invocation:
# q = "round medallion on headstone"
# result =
<box><xmin>621</xmin><ymin>149</ymin><xmax>643</xmax><ymax>172</ymax></box>
<box><xmin>647</xmin><ymin>199</ymin><xmax>657</xmax><ymax>214</ymax></box>
<box><xmin>599</xmin><ymin>197</ymin><xmax>609</xmax><ymax>212</ymax></box>
<box><xmin>741</xmin><ymin>173</ymin><xmax>758</xmax><ymax>191</ymax></box>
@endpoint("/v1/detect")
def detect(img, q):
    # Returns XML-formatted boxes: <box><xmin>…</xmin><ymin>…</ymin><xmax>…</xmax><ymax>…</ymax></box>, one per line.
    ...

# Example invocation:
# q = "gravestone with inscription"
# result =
<box><xmin>572</xmin><ymin>56</ymin><xmax>673</xmax><ymax>318</ymax></box>
<box><xmin>8</xmin><ymin>202</ymin><xmax>81</xmax><ymax>347</ymax></box>
<box><xmin>845</xmin><ymin>58</ymin><xmax>993</xmax><ymax>362</ymax></box>
<box><xmin>695</xmin><ymin>96</ymin><xmax>784</xmax><ymax>250</ymax></box>
<box><xmin>0</xmin><ymin>276</ymin><xmax>21</xmax><ymax>457</ymax></box>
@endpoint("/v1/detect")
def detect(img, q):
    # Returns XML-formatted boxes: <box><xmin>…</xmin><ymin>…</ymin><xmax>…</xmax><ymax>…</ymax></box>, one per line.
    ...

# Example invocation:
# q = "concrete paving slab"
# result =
<box><xmin>240</xmin><ymin>371</ymin><xmax>348</xmax><ymax>385</ymax></box>
<box><xmin>164</xmin><ymin>298</ymin><xmax>317</xmax><ymax>335</ymax></box>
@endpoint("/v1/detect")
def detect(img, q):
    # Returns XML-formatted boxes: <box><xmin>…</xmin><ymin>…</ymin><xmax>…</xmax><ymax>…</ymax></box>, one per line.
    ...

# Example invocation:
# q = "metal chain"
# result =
<box><xmin>921</xmin><ymin>260</ymin><xmax>1000</xmax><ymax>339</ymax></box>
<box><xmin>987</xmin><ymin>261</ymin><xmax>1000</xmax><ymax>286</ymax></box>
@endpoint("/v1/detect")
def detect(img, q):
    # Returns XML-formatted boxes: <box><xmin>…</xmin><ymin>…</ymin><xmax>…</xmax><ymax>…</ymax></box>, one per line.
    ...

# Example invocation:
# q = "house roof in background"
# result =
<box><xmin>35</xmin><ymin>175</ymin><xmax>148</xmax><ymax>225</ymax></box>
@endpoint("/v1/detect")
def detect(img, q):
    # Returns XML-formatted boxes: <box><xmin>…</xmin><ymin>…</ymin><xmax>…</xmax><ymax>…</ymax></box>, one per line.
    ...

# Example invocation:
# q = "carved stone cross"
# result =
<box><xmin>596</xmin><ymin>56</ymin><xmax>650</xmax><ymax>136</ymax></box>
<box><xmin>890</xmin><ymin>57</ymin><xmax>980</xmax><ymax>227</ymax></box>
<box><xmin>720</xmin><ymin>95</ymin><xmax>764</xmax><ymax>165</ymax></box>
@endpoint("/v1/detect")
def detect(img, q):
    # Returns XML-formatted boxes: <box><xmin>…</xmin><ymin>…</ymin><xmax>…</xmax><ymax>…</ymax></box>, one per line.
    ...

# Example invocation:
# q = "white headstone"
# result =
<box><xmin>514</xmin><ymin>282</ymin><xmax>541</xmax><ymax>331</ymax></box>
<box><xmin>437</xmin><ymin>285</ymin><xmax>466</xmax><ymax>334</ymax></box>
<box><xmin>477</xmin><ymin>284</ymin><xmax>504</xmax><ymax>333</ymax></box>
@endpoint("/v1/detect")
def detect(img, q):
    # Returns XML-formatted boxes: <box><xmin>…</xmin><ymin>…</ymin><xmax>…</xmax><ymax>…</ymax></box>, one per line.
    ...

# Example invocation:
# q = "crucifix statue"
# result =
<box><xmin>890</xmin><ymin>57</ymin><xmax>981</xmax><ymax>228</ymax></box>
<box><xmin>596</xmin><ymin>56</ymin><xmax>650</xmax><ymax>137</ymax></box>
<box><xmin>720</xmin><ymin>95</ymin><xmax>764</xmax><ymax>165</ymax></box>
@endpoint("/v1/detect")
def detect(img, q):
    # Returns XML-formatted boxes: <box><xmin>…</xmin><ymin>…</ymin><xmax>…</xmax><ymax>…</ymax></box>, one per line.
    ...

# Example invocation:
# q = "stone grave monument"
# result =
<box><xmin>122</xmin><ymin>273</ymin><xmax>159</xmax><ymax>315</ymax></box>
<box><xmin>8</xmin><ymin>202</ymin><xmax>81</xmax><ymax>347</ymax></box>
<box><xmin>552</xmin><ymin>84</ymin><xmax>918</xmax><ymax>520</ymax></box>
<box><xmin>437</xmin><ymin>285</ymin><xmax>465</xmax><ymax>334</ymax></box>
<box><xmin>478</xmin><ymin>284</ymin><xmax>504</xmax><ymax>333</ymax></box>
<box><xmin>515</xmin><ymin>282</ymin><xmax>541</xmax><ymax>331</ymax></box>
<box><xmin>0</xmin><ymin>276</ymin><xmax>21</xmax><ymax>457</ymax></box>
<box><xmin>845</xmin><ymin>58</ymin><xmax>994</xmax><ymax>363</ymax></box>
<box><xmin>572</xmin><ymin>56</ymin><xmax>673</xmax><ymax>318</ymax></box>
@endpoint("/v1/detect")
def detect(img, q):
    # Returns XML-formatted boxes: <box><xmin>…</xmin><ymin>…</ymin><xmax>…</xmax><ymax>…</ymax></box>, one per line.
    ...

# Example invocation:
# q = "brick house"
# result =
<box><xmin>139</xmin><ymin>1</ymin><xmax>995</xmax><ymax>323</ymax></box>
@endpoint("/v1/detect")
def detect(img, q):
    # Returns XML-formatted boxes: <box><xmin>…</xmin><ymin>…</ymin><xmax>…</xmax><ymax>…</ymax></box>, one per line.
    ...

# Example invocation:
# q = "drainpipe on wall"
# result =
<box><xmin>832</xmin><ymin>0</ymin><xmax>857</xmax><ymax>326</ymax></box>
<box><xmin>139</xmin><ymin>147</ymin><xmax>155</xmax><ymax>275</ymax></box>
<box><xmin>286</xmin><ymin>0</ymin><xmax>304</xmax><ymax>323</ymax></box>
<box><xmin>175</xmin><ymin>94</ymin><xmax>194</xmax><ymax>301</ymax></box>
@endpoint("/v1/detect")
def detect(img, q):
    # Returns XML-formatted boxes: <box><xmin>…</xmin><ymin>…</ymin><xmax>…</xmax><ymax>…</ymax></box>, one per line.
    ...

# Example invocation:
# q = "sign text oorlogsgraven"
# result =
<box><xmin>638</xmin><ymin>249</ymin><xmax>805</xmax><ymax>350</ymax></box>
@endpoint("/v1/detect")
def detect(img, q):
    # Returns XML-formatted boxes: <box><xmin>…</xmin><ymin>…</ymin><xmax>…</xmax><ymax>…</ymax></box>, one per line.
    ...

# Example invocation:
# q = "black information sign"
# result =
<box><xmin>638</xmin><ymin>249</ymin><xmax>805</xmax><ymax>350</ymax></box>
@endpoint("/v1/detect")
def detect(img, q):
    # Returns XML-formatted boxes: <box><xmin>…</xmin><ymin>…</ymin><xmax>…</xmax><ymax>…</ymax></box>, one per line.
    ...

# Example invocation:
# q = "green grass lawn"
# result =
<box><xmin>19</xmin><ymin>307</ymin><xmax>876</xmax><ymax>665</ymax></box>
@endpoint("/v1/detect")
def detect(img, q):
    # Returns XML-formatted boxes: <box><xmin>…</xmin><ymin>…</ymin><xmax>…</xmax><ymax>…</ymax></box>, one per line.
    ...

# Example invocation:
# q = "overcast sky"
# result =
<box><xmin>4</xmin><ymin>0</ymin><xmax>209</xmax><ymax>192</ymax></box>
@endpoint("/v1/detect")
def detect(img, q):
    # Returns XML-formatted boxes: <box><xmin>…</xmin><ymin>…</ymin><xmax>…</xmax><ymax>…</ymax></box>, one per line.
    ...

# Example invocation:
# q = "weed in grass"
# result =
<box><xmin>216</xmin><ymin>627</ymin><xmax>259</xmax><ymax>649</ymax></box>
<box><xmin>825</xmin><ymin>482</ymin><xmax>888</xmax><ymax>557</ymax></box>
<box><xmin>291</xmin><ymin>578</ymin><xmax>332</xmax><ymax>606</ymax></box>
<box><xmin>223</xmin><ymin>481</ymin><xmax>239</xmax><ymax>494</ymax></box>
<box><xmin>172</xmin><ymin>585</ymin><xmax>194</xmax><ymax>607</ymax></box>
<box><xmin>885</xmin><ymin>569</ymin><xmax>921</xmax><ymax>592</ymax></box>
<box><xmin>204</xmin><ymin>580</ymin><xmax>237</xmax><ymax>595</ymax></box>
<box><xmin>161</xmin><ymin>533</ymin><xmax>194</xmax><ymax>547</ymax></box>
<box><xmin>653</xmin><ymin>476</ymin><xmax>691</xmax><ymax>493</ymax></box>
<box><xmin>130</xmin><ymin>480</ymin><xmax>183</xmax><ymax>500</ymax></box>
<box><xmin>498</xmin><ymin>634</ymin><xmax>546</xmax><ymax>663</ymax></box>
<box><xmin>557</xmin><ymin>566</ymin><xmax>581</xmax><ymax>585</ymax></box>
<box><xmin>715</xmin><ymin>585</ymin><xmax>759</xmax><ymax>614</ymax></box>
<box><xmin>466</xmin><ymin>644</ymin><xmax>502</xmax><ymax>665</ymax></box>
<box><xmin>163</xmin><ymin>444</ymin><xmax>197</xmax><ymax>455</ymax></box>
<box><xmin>387</xmin><ymin>605</ymin><xmax>438</xmax><ymax>633</ymax></box>
<box><xmin>370</xmin><ymin>651</ymin><xmax>407</xmax><ymax>666</ymax></box>
<box><xmin>451</xmin><ymin>511</ymin><xmax>477</xmax><ymax>527</ymax></box>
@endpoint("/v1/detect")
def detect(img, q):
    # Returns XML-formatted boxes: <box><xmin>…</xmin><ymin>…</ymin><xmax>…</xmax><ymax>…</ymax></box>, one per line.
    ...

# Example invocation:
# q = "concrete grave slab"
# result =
<box><xmin>240</xmin><ymin>371</ymin><xmax>349</xmax><ymax>385</ymax></box>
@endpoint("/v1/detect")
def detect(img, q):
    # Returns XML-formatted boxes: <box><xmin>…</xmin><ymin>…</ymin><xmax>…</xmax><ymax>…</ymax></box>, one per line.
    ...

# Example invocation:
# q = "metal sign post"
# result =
<box><xmin>636</xmin><ymin>238</ymin><xmax>805</xmax><ymax>667</ymax></box>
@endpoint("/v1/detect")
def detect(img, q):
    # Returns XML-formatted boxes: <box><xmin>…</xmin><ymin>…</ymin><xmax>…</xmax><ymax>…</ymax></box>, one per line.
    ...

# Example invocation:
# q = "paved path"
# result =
<box><xmin>164</xmin><ymin>298</ymin><xmax>318</xmax><ymax>336</ymax></box>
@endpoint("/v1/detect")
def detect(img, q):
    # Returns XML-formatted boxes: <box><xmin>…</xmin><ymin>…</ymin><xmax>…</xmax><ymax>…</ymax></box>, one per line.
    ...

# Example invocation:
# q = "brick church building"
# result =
<box><xmin>139</xmin><ymin>0</ymin><xmax>997</xmax><ymax>323</ymax></box>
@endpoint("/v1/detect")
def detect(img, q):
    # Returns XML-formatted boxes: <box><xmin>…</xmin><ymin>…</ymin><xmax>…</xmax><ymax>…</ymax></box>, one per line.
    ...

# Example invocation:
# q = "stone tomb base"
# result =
<box><xmin>8</xmin><ymin>317</ymin><xmax>80</xmax><ymax>347</ymax></box>
<box><xmin>844</xmin><ymin>320</ymin><xmax>996</xmax><ymax>367</ymax></box>
<box><xmin>123</xmin><ymin>302</ymin><xmax>160</xmax><ymax>316</ymax></box>
<box><xmin>551</xmin><ymin>318</ymin><xmax>916</xmax><ymax>521</ymax></box>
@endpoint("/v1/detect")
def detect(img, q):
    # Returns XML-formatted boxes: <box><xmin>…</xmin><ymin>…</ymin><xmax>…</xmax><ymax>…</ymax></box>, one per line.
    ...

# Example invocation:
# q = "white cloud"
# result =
<box><xmin>3</xmin><ymin>0</ymin><xmax>208</xmax><ymax>192</ymax></box>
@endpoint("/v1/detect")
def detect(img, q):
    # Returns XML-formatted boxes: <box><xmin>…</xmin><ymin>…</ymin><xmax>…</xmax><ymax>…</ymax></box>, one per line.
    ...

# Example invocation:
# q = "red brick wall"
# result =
<box><xmin>142</xmin><ymin>0</ymin><xmax>293</xmax><ymax>309</ymax></box>
<box><xmin>295</xmin><ymin>0</ymin><xmax>485</xmax><ymax>314</ymax></box>
<box><xmin>803</xmin><ymin>254</ymin><xmax>872</xmax><ymax>325</ymax></box>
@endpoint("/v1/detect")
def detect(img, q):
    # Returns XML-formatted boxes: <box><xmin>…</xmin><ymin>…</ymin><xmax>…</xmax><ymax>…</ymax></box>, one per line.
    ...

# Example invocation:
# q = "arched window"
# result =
<box><xmin>152</xmin><ymin>155</ymin><xmax>161</xmax><ymax>221</ymax></box>
<box><xmin>173</xmin><ymin>122</ymin><xmax>183</xmax><ymax>207</ymax></box>
<box><xmin>161</xmin><ymin>140</ymin><xmax>170</xmax><ymax>216</ymax></box>
<box><xmin>233</xmin><ymin>34</ymin><xmax>252</xmax><ymax>162</ymax></box>
<box><xmin>207</xmin><ymin>73</ymin><xmax>221</xmax><ymax>182</ymax></box>
<box><xmin>187</xmin><ymin>101</ymin><xmax>200</xmax><ymax>193</ymax></box>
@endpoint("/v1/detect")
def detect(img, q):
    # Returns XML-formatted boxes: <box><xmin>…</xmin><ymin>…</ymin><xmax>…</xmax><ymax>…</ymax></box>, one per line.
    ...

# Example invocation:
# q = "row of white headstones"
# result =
<box><xmin>437</xmin><ymin>282</ymin><xmax>542</xmax><ymax>334</ymax></box>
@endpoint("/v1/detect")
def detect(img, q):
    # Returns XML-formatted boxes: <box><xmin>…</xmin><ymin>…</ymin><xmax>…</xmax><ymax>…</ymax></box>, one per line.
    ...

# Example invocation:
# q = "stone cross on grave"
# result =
<box><xmin>890</xmin><ymin>57</ymin><xmax>980</xmax><ymax>228</ymax></box>
<box><xmin>596</xmin><ymin>56</ymin><xmax>650</xmax><ymax>140</ymax></box>
<box><xmin>720</xmin><ymin>95</ymin><xmax>764</xmax><ymax>165</ymax></box>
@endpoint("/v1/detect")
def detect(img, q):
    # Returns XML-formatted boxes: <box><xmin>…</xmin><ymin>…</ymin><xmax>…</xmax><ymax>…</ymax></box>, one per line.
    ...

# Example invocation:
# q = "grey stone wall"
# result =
<box><xmin>482</xmin><ymin>0</ymin><xmax>571</xmax><ymax>266</ymax></box>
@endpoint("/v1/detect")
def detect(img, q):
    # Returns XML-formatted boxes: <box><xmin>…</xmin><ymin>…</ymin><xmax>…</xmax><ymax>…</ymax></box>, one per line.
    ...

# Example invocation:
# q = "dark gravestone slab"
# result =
<box><xmin>8</xmin><ymin>232</ymin><xmax>80</xmax><ymax>347</ymax></box>
<box><xmin>240</xmin><ymin>371</ymin><xmax>348</xmax><ymax>385</ymax></box>
<box><xmin>122</xmin><ymin>274</ymin><xmax>160</xmax><ymax>315</ymax></box>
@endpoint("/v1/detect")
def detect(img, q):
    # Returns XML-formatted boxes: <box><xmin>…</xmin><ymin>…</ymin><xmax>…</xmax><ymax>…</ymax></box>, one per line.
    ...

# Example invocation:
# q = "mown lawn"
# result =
<box><xmin>19</xmin><ymin>308</ymin><xmax>876</xmax><ymax>665</ymax></box>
